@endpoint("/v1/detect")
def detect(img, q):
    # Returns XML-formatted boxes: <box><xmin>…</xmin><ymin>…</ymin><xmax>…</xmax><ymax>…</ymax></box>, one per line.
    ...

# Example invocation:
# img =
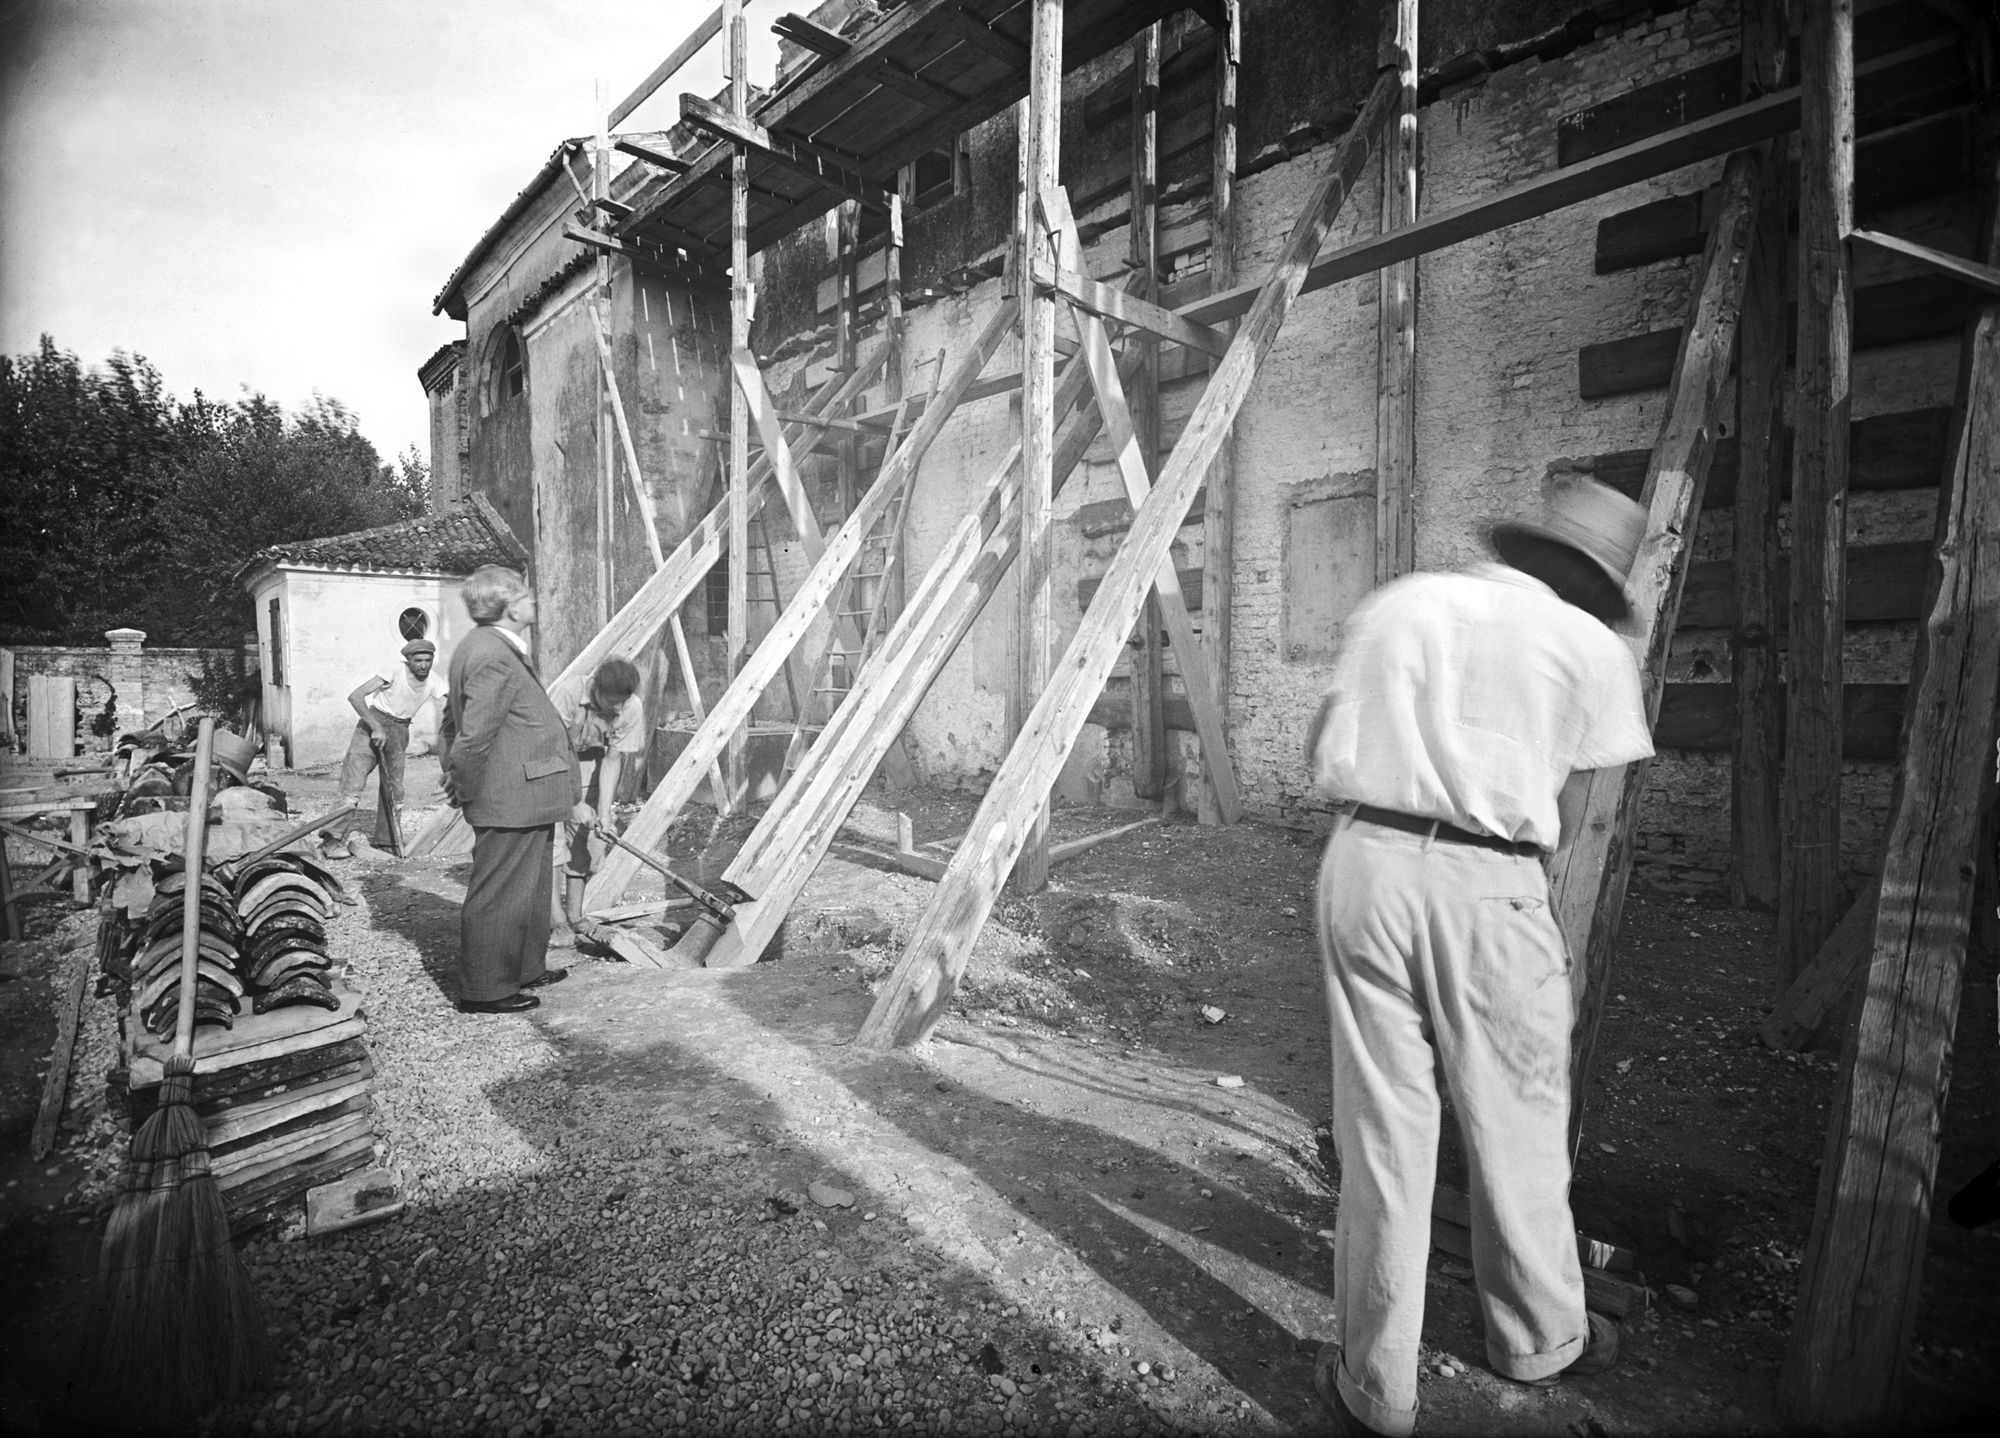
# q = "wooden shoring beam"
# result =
<box><xmin>1731</xmin><ymin>0</ymin><xmax>1788</xmax><ymax>916</ymax></box>
<box><xmin>401</xmin><ymin>348</ymin><xmax>890</xmax><ymax>859</ymax></box>
<box><xmin>680</xmin><ymin>94</ymin><xmax>895</xmax><ymax>211</ymax></box>
<box><xmin>594</xmin><ymin>91</ymin><xmax>615</xmax><ymax>634</ymax></box>
<box><xmin>1128</xmin><ymin>22</ymin><xmax>1167</xmax><ymax>806</ymax></box>
<box><xmin>609</xmin><ymin>3</ymin><xmax>723</xmax><ymax>129</ymax></box>
<box><xmin>1375</xmin><ymin>0</ymin><xmax>1418</xmax><ymax>584</ymax></box>
<box><xmin>588</xmin><ymin>300</ymin><xmax>732</xmax><ymax>815</ymax></box>
<box><xmin>856</xmin><ymin>67</ymin><xmax>1400</xmax><ymax>1051</ymax></box>
<box><xmin>1045</xmin><ymin>265</ymin><xmax>1230</xmax><ymax>357</ymax></box>
<box><xmin>1849</xmin><ymin>227</ymin><xmax>2000</xmax><ymax>298</ymax></box>
<box><xmin>772</xmin><ymin>12</ymin><xmax>848</xmax><ymax>58</ymax></box>
<box><xmin>690</xmin><ymin>351</ymin><xmax>1140</xmax><ymax>971</ymax></box>
<box><xmin>1779</xmin><ymin>191</ymin><xmax>2000</xmax><ymax>1433</ymax></box>
<box><xmin>938</xmin><ymin>4</ymin><xmax>1030</xmax><ymax>68</ymax></box>
<box><xmin>730</xmin><ymin>349</ymin><xmax>827</xmax><ymax>564</ymax></box>
<box><xmin>1198</xmin><ymin>0</ymin><xmax>1239</xmax><ymax>828</ymax></box>
<box><xmin>584</xmin><ymin>304</ymin><xmax>1018</xmax><ymax>914</ymax></box>
<box><xmin>1547</xmin><ymin>151</ymin><xmax>1762</xmax><ymax>1153</ymax></box>
<box><xmin>1778</xmin><ymin>0</ymin><xmax>1855</xmax><ymax>986</ymax></box>
<box><xmin>562</xmin><ymin>225</ymin><xmax>729</xmax><ymax>294</ymax></box>
<box><xmin>1014</xmin><ymin>0</ymin><xmax>1063</xmax><ymax>895</ymax></box>
<box><xmin>1175</xmin><ymin>38</ymin><xmax>1954</xmax><ymax>332</ymax></box>
<box><xmin>614</xmin><ymin>136</ymin><xmax>690</xmax><ymax>175</ymax></box>
<box><xmin>726</xmin><ymin>0</ymin><xmax>752</xmax><ymax>802</ymax></box>
<box><xmin>1069</xmin><ymin>242</ymin><xmax>1243</xmax><ymax>822</ymax></box>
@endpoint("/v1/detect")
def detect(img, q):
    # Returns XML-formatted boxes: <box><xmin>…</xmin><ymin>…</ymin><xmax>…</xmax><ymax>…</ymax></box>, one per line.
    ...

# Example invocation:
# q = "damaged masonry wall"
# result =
<box><xmin>438</xmin><ymin>0</ymin><xmax>1971</xmax><ymax>899</ymax></box>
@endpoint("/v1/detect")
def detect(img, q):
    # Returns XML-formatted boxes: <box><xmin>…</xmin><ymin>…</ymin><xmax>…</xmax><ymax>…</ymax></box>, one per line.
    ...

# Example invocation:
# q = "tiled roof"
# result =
<box><xmin>243</xmin><ymin>498</ymin><xmax>523</xmax><ymax>579</ymax></box>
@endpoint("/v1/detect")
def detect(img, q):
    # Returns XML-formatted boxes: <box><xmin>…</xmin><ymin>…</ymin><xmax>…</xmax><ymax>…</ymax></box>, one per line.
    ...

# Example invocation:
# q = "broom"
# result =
<box><xmin>73</xmin><ymin>717</ymin><xmax>269</xmax><ymax>1428</ymax></box>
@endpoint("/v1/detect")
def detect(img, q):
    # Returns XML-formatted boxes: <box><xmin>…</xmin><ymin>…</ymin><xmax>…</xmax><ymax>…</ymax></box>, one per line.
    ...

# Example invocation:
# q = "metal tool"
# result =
<box><xmin>589</xmin><ymin>824</ymin><xmax>752</xmax><ymax>964</ymax></box>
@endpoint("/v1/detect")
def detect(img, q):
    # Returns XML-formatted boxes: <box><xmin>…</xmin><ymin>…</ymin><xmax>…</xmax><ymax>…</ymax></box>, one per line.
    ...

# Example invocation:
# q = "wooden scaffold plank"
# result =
<box><xmin>726</xmin><ymin>0</ymin><xmax>752</xmax><ymax>802</ymax></box>
<box><xmin>1545</xmin><ymin>151</ymin><xmax>1762</xmax><ymax>1150</ymax></box>
<box><xmin>1778</xmin><ymin>174</ymin><xmax>2000</xmax><ymax>1432</ymax></box>
<box><xmin>1375</xmin><ymin>0</ymin><xmax>1418</xmax><ymax>584</ymax></box>
<box><xmin>1198</xmin><ymin>0</ymin><xmax>1239</xmax><ymax>828</ymax></box>
<box><xmin>1127</xmin><ymin>20</ymin><xmax>1166</xmax><ymax>806</ymax></box>
<box><xmin>856</xmin><ymin>66</ymin><xmax>1401</xmax><ymax>1050</ymax></box>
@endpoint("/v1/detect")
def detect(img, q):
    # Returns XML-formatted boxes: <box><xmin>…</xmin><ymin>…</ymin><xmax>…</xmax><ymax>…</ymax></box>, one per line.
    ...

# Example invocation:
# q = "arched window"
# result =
<box><xmin>501</xmin><ymin>329</ymin><xmax>525</xmax><ymax>398</ymax></box>
<box><xmin>482</xmin><ymin>326</ymin><xmax>527</xmax><ymax>416</ymax></box>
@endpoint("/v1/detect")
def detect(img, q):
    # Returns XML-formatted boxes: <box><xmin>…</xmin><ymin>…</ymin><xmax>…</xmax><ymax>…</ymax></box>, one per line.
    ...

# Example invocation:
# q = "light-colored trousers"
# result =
<box><xmin>1316</xmin><ymin>817</ymin><xmax>1588</xmax><ymax>1436</ymax></box>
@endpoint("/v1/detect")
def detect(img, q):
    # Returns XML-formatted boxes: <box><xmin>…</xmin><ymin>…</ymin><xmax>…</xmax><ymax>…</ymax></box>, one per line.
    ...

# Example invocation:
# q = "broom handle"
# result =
<box><xmin>173</xmin><ymin>718</ymin><xmax>216</xmax><ymax>1060</ymax></box>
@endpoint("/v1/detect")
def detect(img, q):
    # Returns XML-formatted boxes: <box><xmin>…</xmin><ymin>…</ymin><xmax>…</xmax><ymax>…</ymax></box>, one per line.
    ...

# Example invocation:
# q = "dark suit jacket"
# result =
<box><xmin>440</xmin><ymin>625</ymin><xmax>580</xmax><ymax>829</ymax></box>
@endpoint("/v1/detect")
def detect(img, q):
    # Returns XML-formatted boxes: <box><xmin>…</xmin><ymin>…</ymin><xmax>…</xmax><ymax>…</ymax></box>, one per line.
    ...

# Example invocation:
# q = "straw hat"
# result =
<box><xmin>1489</xmin><ymin>476</ymin><xmax>1646</xmax><ymax>623</ymax></box>
<box><xmin>210</xmin><ymin>728</ymin><xmax>260</xmax><ymax>784</ymax></box>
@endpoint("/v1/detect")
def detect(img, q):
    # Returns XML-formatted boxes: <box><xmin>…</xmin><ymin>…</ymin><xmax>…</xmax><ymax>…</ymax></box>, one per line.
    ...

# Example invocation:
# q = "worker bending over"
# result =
<box><xmin>560</xmin><ymin>658</ymin><xmax>646</xmax><ymax>949</ymax></box>
<box><xmin>1305</xmin><ymin>477</ymin><xmax>1654</xmax><ymax>1436</ymax></box>
<box><xmin>325</xmin><ymin>639</ymin><xmax>447</xmax><ymax>859</ymax></box>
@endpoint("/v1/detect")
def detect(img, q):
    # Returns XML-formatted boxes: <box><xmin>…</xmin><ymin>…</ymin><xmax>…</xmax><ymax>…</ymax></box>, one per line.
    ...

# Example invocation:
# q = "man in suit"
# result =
<box><xmin>440</xmin><ymin>565</ymin><xmax>588</xmax><ymax>1014</ymax></box>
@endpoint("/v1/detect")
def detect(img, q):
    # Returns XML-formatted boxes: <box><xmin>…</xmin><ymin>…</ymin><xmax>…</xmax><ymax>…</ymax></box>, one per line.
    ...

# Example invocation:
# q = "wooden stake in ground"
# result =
<box><xmin>1777</xmin><ymin>0</ymin><xmax>1854</xmax><ymax>984</ymax></box>
<box><xmin>857</xmin><ymin>69</ymin><xmax>1399</xmax><ymax>1051</ymax></box>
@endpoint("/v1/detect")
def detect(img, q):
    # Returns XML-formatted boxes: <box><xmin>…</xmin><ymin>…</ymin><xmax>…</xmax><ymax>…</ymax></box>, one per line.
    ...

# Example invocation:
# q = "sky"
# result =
<box><xmin>0</xmin><ymin>0</ymin><xmax>784</xmax><ymax>467</ymax></box>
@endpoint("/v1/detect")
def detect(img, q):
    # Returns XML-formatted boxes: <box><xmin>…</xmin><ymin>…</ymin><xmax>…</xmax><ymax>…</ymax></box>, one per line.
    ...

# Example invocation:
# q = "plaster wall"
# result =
<box><xmin>253</xmin><ymin>569</ymin><xmax>467</xmax><ymax>768</ymax></box>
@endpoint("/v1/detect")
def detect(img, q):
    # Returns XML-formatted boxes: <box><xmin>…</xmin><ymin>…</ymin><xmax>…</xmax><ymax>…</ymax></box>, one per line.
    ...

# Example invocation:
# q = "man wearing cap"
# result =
<box><xmin>324</xmin><ymin>639</ymin><xmax>447</xmax><ymax>859</ymax></box>
<box><xmin>1304</xmin><ymin>477</ymin><xmax>1655</xmax><ymax>1437</ymax></box>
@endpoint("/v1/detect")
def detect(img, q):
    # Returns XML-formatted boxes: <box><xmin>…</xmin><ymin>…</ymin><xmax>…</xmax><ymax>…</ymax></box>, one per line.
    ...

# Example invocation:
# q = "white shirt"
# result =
<box><xmin>562</xmin><ymin>693</ymin><xmax>647</xmax><ymax>756</ymax></box>
<box><xmin>1312</xmin><ymin>564</ymin><xmax>1653</xmax><ymax>851</ymax></box>
<box><xmin>364</xmin><ymin>657</ymin><xmax>447</xmax><ymax>720</ymax></box>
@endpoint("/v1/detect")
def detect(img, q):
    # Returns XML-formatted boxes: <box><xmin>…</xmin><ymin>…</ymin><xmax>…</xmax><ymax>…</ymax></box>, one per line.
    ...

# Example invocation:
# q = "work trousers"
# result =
<box><xmin>335</xmin><ymin>715</ymin><xmax>409</xmax><ymax>848</ymax></box>
<box><xmin>1316</xmin><ymin>816</ymin><xmax>1587</xmax><ymax>1436</ymax></box>
<box><xmin>460</xmin><ymin>824</ymin><xmax>555</xmax><ymax>1003</ymax></box>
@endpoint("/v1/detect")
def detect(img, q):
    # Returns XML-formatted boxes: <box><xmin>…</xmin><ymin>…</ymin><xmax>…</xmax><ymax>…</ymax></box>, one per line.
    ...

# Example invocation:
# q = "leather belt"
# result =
<box><xmin>1349</xmin><ymin>804</ymin><xmax>1544</xmax><ymax>858</ymax></box>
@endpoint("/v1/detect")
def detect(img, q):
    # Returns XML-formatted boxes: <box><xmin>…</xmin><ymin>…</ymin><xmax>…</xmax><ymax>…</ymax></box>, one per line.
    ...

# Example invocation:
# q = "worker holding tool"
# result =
<box><xmin>1303</xmin><ymin>477</ymin><xmax>1654</xmax><ymax>1437</ymax></box>
<box><xmin>323</xmin><ymin>639</ymin><xmax>446</xmax><ymax>859</ymax></box>
<box><xmin>558</xmin><ymin>657</ymin><xmax>647</xmax><ymax>952</ymax></box>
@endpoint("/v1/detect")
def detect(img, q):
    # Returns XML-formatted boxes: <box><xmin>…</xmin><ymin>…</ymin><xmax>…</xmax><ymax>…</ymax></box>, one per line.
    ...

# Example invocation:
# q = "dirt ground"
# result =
<box><xmin>3</xmin><ymin>760</ymin><xmax>1998</xmax><ymax>1435</ymax></box>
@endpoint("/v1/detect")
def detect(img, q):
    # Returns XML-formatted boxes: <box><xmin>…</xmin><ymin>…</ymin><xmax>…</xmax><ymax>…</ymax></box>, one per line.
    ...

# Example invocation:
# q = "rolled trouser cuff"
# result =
<box><xmin>1337</xmin><ymin>1357</ymin><xmax>1418</xmax><ymax>1438</ymax></box>
<box><xmin>1489</xmin><ymin>1331</ymin><xmax>1584</xmax><ymax>1383</ymax></box>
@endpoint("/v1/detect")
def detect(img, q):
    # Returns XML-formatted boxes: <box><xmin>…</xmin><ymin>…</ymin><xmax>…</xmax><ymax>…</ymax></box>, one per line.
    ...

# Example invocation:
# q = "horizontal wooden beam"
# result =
<box><xmin>1071</xmin><ymin>486</ymin><xmax>1206</xmax><ymax>539</ymax></box>
<box><xmin>1177</xmin><ymin>37</ymin><xmax>1958</xmax><ymax>333</ymax></box>
<box><xmin>610</xmin><ymin>4</ymin><xmax>724</xmax><ymax>130</ymax></box>
<box><xmin>561</xmin><ymin>223</ymin><xmax>729</xmax><ymax>292</ymax></box>
<box><xmin>938</xmin><ymin>4</ymin><xmax>1030</xmax><ymax>69</ymax></box>
<box><xmin>614</xmin><ymin>136</ymin><xmax>690</xmax><ymax>174</ymax></box>
<box><xmin>1850</xmin><ymin>227</ymin><xmax>2000</xmax><ymax>298</ymax></box>
<box><xmin>1579</xmin><ymin>275</ymin><xmax>1969</xmax><ymax>398</ymax></box>
<box><xmin>1079</xmin><ymin>564</ymin><xmax>1203</xmax><ymax>610</ymax></box>
<box><xmin>1677</xmin><ymin>540</ymin><xmax>1931</xmax><ymax>631</ymax></box>
<box><xmin>1045</xmin><ymin>264</ymin><xmax>1231</xmax><ymax>357</ymax></box>
<box><xmin>592</xmin><ymin>196</ymin><xmax>635</xmax><ymax>222</ymax></box>
<box><xmin>1584</xmin><ymin>406</ymin><xmax>1952</xmax><ymax>506</ymax></box>
<box><xmin>681</xmin><ymin>93</ymin><xmax>893</xmax><ymax>211</ymax></box>
<box><xmin>773</xmin><ymin>12</ymin><xmax>849</xmax><ymax>58</ymax></box>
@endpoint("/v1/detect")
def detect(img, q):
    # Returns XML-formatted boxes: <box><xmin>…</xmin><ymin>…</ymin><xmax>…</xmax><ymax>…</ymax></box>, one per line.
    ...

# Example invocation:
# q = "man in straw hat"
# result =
<box><xmin>322</xmin><ymin>638</ymin><xmax>447</xmax><ymax>859</ymax></box>
<box><xmin>1303</xmin><ymin>476</ymin><xmax>1655</xmax><ymax>1436</ymax></box>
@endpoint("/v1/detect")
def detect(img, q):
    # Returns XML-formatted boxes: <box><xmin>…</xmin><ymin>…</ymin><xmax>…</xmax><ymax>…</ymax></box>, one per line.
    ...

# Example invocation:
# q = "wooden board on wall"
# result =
<box><xmin>25</xmin><ymin>675</ymin><xmax>75</xmax><ymax>760</ymax></box>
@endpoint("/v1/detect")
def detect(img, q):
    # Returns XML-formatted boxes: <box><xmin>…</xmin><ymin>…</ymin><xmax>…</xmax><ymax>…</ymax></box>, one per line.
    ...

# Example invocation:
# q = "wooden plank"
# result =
<box><xmin>1045</xmin><ymin>266</ymin><xmax>1229</xmax><ymax>358</ymax></box>
<box><xmin>1594</xmin><ymin>108</ymin><xmax>1974</xmax><ymax>274</ymax></box>
<box><xmin>609</xmin><ymin>4</ymin><xmax>723</xmax><ymax>129</ymax></box>
<box><xmin>1070</xmin><ymin>263</ymin><xmax>1243</xmax><ymax>821</ymax></box>
<box><xmin>25</xmin><ymin>675</ymin><xmax>74</xmax><ymax>760</ymax></box>
<box><xmin>1850</xmin><ymin>227</ymin><xmax>2000</xmax><ymax>299</ymax></box>
<box><xmin>830</xmin><ymin>838</ymin><xmax>950</xmax><ymax>883</ymax></box>
<box><xmin>30</xmin><ymin>953</ymin><xmax>90</xmax><ymax>1159</ymax></box>
<box><xmin>127</xmin><ymin>988</ymin><xmax>365</xmax><ymax>1088</ymax></box>
<box><xmin>213</xmin><ymin>1110</ymin><xmax>374</xmax><ymax>1189</ymax></box>
<box><xmin>205</xmin><ymin>1073</ymin><xmax>373</xmax><ymax>1149</ymax></box>
<box><xmin>1127</xmin><ymin>24</ymin><xmax>1166</xmax><ymax>807</ymax></box>
<box><xmin>583</xmin><ymin>305</ymin><xmax>1018</xmax><ymax>914</ymax></box>
<box><xmin>937</xmin><ymin>4</ymin><xmax>1030</xmax><ymax>68</ymax></box>
<box><xmin>561</xmin><ymin>224</ymin><xmax>728</xmax><ymax>292</ymax></box>
<box><xmin>1199</xmin><ymin>5</ymin><xmax>1238</xmax><ymax>830</ymax></box>
<box><xmin>681</xmin><ymin>94</ymin><xmax>894</xmax><ymax>211</ymax></box>
<box><xmin>1578</xmin><ymin>275</ymin><xmax>1969</xmax><ymax>398</ymax></box>
<box><xmin>1014</xmin><ymin>0</ymin><xmax>1063</xmax><ymax>896</ymax></box>
<box><xmin>1655</xmin><ymin>681</ymin><xmax>1907</xmax><ymax>760</ymax></box>
<box><xmin>1762</xmin><ymin>882</ymin><xmax>1878</xmax><ymax>1050</ymax></box>
<box><xmin>1079</xmin><ymin>565</ymin><xmax>1202</xmax><ymax>611</ymax></box>
<box><xmin>1778</xmin><ymin>0</ymin><xmax>1856</xmax><ymax>988</ymax></box>
<box><xmin>1073</xmin><ymin>487</ymin><xmax>1205</xmax><ymax>539</ymax></box>
<box><xmin>731</xmin><ymin>349</ymin><xmax>827</xmax><ymax>564</ymax></box>
<box><xmin>1584</xmin><ymin>405</ymin><xmax>1952</xmax><ymax>506</ymax></box>
<box><xmin>1177</xmin><ymin>37</ymin><xmax>1957</xmax><ymax>335</ymax></box>
<box><xmin>614</xmin><ymin>136</ymin><xmax>689</xmax><ymax>175</ymax></box>
<box><xmin>858</xmin><ymin>70</ymin><xmax>1399</xmax><ymax>1051</ymax></box>
<box><xmin>726</xmin><ymin>0</ymin><xmax>751</xmax><ymax>805</ymax></box>
<box><xmin>1679</xmin><ymin>540</ymin><xmax>1931</xmax><ymax>631</ymax></box>
<box><xmin>1376</xmin><ymin>0</ymin><xmax>1418</xmax><ymax>585</ymax></box>
<box><xmin>1049</xmin><ymin>815</ymin><xmax>1159</xmax><ymax>865</ymax></box>
<box><xmin>1780</xmin><ymin>218</ymin><xmax>2000</xmax><ymax>1435</ymax></box>
<box><xmin>1546</xmin><ymin>151</ymin><xmax>1762</xmax><ymax>1155</ymax></box>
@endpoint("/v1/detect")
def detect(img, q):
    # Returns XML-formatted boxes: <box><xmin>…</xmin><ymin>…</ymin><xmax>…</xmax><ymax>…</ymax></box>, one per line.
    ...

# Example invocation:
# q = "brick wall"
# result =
<box><xmin>6</xmin><ymin>632</ymin><xmax>251</xmax><ymax>753</ymax></box>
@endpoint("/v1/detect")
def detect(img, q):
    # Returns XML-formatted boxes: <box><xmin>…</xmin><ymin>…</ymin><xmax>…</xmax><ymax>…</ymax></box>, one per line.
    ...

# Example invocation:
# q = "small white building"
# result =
<box><xmin>239</xmin><ymin>497</ymin><xmax>525</xmax><ymax>767</ymax></box>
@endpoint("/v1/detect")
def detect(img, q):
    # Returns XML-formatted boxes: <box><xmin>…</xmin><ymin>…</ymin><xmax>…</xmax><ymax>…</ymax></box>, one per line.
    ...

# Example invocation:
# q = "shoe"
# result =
<box><xmin>1312</xmin><ymin>1345</ymin><xmax>1393</xmax><ymax>1438</ymax></box>
<box><xmin>321</xmin><ymin>837</ymin><xmax>353</xmax><ymax>860</ymax></box>
<box><xmin>457</xmin><ymin>992</ymin><xmax>541</xmax><ymax>1014</ymax></box>
<box><xmin>1512</xmin><ymin>1311</ymin><xmax>1620</xmax><ymax>1387</ymax></box>
<box><xmin>523</xmin><ymin>967</ymin><xmax>569</xmax><ymax>989</ymax></box>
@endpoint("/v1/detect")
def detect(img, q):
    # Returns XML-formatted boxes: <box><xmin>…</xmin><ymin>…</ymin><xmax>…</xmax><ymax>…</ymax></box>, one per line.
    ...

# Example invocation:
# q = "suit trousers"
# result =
<box><xmin>1316</xmin><ymin>817</ymin><xmax>1587</xmax><ymax>1436</ymax></box>
<box><xmin>460</xmin><ymin>824</ymin><xmax>555</xmax><ymax>1002</ymax></box>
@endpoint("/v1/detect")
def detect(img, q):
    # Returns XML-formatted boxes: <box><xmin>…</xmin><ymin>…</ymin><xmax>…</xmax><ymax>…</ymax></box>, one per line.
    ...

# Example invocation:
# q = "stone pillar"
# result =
<box><xmin>104</xmin><ymin>628</ymin><xmax>146</xmax><ymax>739</ymax></box>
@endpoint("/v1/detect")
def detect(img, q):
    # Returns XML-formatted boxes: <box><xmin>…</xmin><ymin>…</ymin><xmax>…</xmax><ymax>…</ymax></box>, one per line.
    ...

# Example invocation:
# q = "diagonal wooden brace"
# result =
<box><xmin>731</xmin><ymin>349</ymin><xmax>827</xmax><ymax>564</ymax></box>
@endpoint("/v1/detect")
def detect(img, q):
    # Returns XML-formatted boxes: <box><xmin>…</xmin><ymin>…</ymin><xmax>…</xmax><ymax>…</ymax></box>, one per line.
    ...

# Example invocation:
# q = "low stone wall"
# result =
<box><xmin>5</xmin><ymin>631</ymin><xmax>252</xmax><ymax>752</ymax></box>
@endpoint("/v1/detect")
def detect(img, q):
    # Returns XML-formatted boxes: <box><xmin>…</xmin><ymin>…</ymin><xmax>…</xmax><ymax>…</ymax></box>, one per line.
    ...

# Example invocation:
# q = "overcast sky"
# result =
<box><xmin>1</xmin><ymin>0</ymin><xmax>782</xmax><ymax>467</ymax></box>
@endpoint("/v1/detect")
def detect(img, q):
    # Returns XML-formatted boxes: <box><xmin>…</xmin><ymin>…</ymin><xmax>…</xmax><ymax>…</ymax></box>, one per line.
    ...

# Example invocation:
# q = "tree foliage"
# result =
<box><xmin>0</xmin><ymin>337</ymin><xmax>426</xmax><ymax>645</ymax></box>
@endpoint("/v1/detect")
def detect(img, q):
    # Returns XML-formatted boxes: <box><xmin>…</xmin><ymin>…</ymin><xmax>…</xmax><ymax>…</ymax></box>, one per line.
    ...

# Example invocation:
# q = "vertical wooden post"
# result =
<box><xmin>1778</xmin><ymin>191</ymin><xmax>2000</xmax><ymax>1432</ymax></box>
<box><xmin>835</xmin><ymin>199</ymin><xmax>861</xmax><ymax>513</ymax></box>
<box><xmin>1014</xmin><ymin>0</ymin><xmax>1061</xmax><ymax>893</ymax></box>
<box><xmin>1374</xmin><ymin>0</ymin><xmax>1418</xmax><ymax>585</ymax></box>
<box><xmin>1128</xmin><ymin>23</ymin><xmax>1167</xmax><ymax>803</ymax></box>
<box><xmin>595</xmin><ymin>82</ymin><xmax>616</xmax><ymax>630</ymax></box>
<box><xmin>1732</xmin><ymin>0</ymin><xmax>1788</xmax><ymax>918</ymax></box>
<box><xmin>885</xmin><ymin>190</ymin><xmax>907</xmax><ymax>623</ymax></box>
<box><xmin>725</xmin><ymin>0</ymin><xmax>750</xmax><ymax>802</ymax></box>
<box><xmin>1778</xmin><ymin>0</ymin><xmax>1853</xmax><ymax>981</ymax></box>
<box><xmin>1197</xmin><ymin>0</ymin><xmax>1240</xmax><ymax>828</ymax></box>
